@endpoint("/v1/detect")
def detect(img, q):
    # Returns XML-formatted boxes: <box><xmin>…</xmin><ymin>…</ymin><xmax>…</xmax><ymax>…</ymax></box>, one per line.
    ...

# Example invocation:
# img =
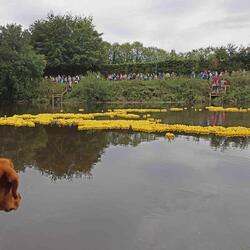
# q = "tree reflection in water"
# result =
<box><xmin>0</xmin><ymin>126</ymin><xmax>159</xmax><ymax>180</ymax></box>
<box><xmin>0</xmin><ymin>126</ymin><xmax>249</xmax><ymax>180</ymax></box>
<box><xmin>188</xmin><ymin>135</ymin><xmax>249</xmax><ymax>151</ymax></box>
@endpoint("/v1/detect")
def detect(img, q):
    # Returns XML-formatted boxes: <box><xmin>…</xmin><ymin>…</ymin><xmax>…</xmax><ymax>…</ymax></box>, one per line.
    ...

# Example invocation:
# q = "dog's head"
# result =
<box><xmin>0</xmin><ymin>186</ymin><xmax>21</xmax><ymax>212</ymax></box>
<box><xmin>0</xmin><ymin>158</ymin><xmax>21</xmax><ymax>212</ymax></box>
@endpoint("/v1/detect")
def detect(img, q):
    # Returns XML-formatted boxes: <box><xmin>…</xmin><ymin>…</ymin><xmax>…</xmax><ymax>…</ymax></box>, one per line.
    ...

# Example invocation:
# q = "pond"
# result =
<box><xmin>0</xmin><ymin>104</ymin><xmax>250</xmax><ymax>250</ymax></box>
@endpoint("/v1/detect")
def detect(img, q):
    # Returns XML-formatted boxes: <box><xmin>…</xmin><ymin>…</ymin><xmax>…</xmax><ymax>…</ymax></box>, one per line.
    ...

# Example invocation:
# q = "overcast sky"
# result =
<box><xmin>0</xmin><ymin>0</ymin><xmax>249</xmax><ymax>52</ymax></box>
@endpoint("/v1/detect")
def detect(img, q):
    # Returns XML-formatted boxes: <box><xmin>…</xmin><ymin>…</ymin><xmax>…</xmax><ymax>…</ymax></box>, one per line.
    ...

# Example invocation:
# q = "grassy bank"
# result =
<box><xmin>65</xmin><ymin>73</ymin><xmax>250</xmax><ymax>105</ymax></box>
<box><xmin>35</xmin><ymin>80</ymin><xmax>65</xmax><ymax>103</ymax></box>
<box><xmin>66</xmin><ymin>74</ymin><xmax>210</xmax><ymax>104</ymax></box>
<box><xmin>35</xmin><ymin>73</ymin><xmax>250</xmax><ymax>105</ymax></box>
<box><xmin>222</xmin><ymin>72</ymin><xmax>250</xmax><ymax>105</ymax></box>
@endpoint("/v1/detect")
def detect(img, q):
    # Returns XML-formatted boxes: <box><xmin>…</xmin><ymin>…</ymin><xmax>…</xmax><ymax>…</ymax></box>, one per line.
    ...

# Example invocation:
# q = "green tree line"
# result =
<box><xmin>0</xmin><ymin>13</ymin><xmax>249</xmax><ymax>102</ymax></box>
<box><xmin>102</xmin><ymin>43</ymin><xmax>250</xmax><ymax>75</ymax></box>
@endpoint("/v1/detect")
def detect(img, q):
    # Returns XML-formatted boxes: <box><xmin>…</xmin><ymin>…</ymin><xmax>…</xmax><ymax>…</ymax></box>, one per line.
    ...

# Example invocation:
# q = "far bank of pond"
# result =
<box><xmin>38</xmin><ymin>74</ymin><xmax>250</xmax><ymax>105</ymax></box>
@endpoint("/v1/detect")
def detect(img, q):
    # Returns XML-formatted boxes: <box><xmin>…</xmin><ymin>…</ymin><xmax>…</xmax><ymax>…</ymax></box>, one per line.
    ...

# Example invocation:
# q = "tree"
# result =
<box><xmin>0</xmin><ymin>24</ymin><xmax>45</xmax><ymax>102</ymax></box>
<box><xmin>143</xmin><ymin>47</ymin><xmax>168</xmax><ymax>62</ymax></box>
<box><xmin>109</xmin><ymin>43</ymin><xmax>124</xmax><ymax>64</ymax></box>
<box><xmin>30</xmin><ymin>14</ymin><xmax>105</xmax><ymax>75</ymax></box>
<box><xmin>106</xmin><ymin>42</ymin><xmax>170</xmax><ymax>64</ymax></box>
<box><xmin>100</xmin><ymin>41</ymin><xmax>112</xmax><ymax>64</ymax></box>
<box><xmin>237</xmin><ymin>46</ymin><xmax>250</xmax><ymax>70</ymax></box>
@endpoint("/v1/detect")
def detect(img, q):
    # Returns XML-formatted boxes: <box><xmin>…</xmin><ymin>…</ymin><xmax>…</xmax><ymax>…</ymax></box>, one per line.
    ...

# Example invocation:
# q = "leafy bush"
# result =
<box><xmin>0</xmin><ymin>24</ymin><xmax>45</xmax><ymax>102</ymax></box>
<box><xmin>67</xmin><ymin>73</ymin><xmax>210</xmax><ymax>104</ymax></box>
<box><xmin>67</xmin><ymin>73</ymin><xmax>110</xmax><ymax>102</ymax></box>
<box><xmin>223</xmin><ymin>72</ymin><xmax>250</xmax><ymax>104</ymax></box>
<box><xmin>36</xmin><ymin>80</ymin><xmax>65</xmax><ymax>102</ymax></box>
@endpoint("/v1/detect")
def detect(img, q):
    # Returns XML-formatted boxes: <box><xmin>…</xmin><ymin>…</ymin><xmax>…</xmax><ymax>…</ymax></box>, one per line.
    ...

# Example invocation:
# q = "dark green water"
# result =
<box><xmin>0</xmin><ymin>104</ymin><xmax>249</xmax><ymax>250</ymax></box>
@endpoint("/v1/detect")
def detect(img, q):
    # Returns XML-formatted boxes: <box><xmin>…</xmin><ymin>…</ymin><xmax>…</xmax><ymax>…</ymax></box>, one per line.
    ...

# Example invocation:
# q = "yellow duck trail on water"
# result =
<box><xmin>112</xmin><ymin>107</ymin><xmax>250</xmax><ymax>113</ymax></box>
<box><xmin>112</xmin><ymin>109</ymin><xmax>168</xmax><ymax>113</ymax></box>
<box><xmin>169</xmin><ymin>108</ymin><xmax>184</xmax><ymax>112</ymax></box>
<box><xmin>0</xmin><ymin>112</ymin><xmax>250</xmax><ymax>137</ymax></box>
<box><xmin>205</xmin><ymin>106</ymin><xmax>249</xmax><ymax>112</ymax></box>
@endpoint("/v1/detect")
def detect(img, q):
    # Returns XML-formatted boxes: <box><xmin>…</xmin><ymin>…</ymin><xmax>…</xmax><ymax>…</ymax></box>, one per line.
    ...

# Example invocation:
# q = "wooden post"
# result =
<box><xmin>52</xmin><ymin>94</ymin><xmax>54</xmax><ymax>109</ymax></box>
<box><xmin>61</xmin><ymin>94</ymin><xmax>63</xmax><ymax>110</ymax></box>
<box><xmin>221</xmin><ymin>94</ymin><xmax>224</xmax><ymax>106</ymax></box>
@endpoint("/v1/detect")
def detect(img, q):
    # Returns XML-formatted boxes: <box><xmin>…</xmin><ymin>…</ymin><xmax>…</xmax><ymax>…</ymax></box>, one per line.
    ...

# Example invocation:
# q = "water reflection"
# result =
<box><xmin>0</xmin><ymin>125</ymin><xmax>249</xmax><ymax>180</ymax></box>
<box><xmin>0</xmin><ymin>158</ymin><xmax>21</xmax><ymax>212</ymax></box>
<box><xmin>0</xmin><ymin>104</ymin><xmax>250</xmax><ymax>250</ymax></box>
<box><xmin>156</xmin><ymin>110</ymin><xmax>250</xmax><ymax>127</ymax></box>
<box><xmin>1</xmin><ymin>103</ymin><xmax>250</xmax><ymax>127</ymax></box>
<box><xmin>188</xmin><ymin>135</ymin><xmax>249</xmax><ymax>151</ymax></box>
<box><xmin>0</xmin><ymin>126</ymin><xmax>159</xmax><ymax>180</ymax></box>
<box><xmin>208</xmin><ymin>112</ymin><xmax>226</xmax><ymax>126</ymax></box>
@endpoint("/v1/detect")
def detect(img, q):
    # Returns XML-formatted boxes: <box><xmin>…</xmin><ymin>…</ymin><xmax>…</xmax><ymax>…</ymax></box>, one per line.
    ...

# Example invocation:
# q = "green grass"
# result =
<box><xmin>36</xmin><ymin>80</ymin><xmax>65</xmax><ymax>103</ymax></box>
<box><xmin>66</xmin><ymin>74</ymin><xmax>210</xmax><ymax>104</ymax></box>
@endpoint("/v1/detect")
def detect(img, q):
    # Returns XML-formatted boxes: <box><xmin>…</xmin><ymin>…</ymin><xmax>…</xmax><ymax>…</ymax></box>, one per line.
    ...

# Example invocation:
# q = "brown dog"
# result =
<box><xmin>0</xmin><ymin>158</ymin><xmax>21</xmax><ymax>212</ymax></box>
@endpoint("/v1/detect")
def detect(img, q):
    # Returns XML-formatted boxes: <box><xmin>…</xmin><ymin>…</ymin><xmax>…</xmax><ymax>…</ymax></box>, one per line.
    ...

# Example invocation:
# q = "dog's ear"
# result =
<box><xmin>9</xmin><ymin>160</ymin><xmax>19</xmax><ymax>199</ymax></box>
<box><xmin>8</xmin><ymin>159</ymin><xmax>15</xmax><ymax>169</ymax></box>
<box><xmin>11</xmin><ymin>179</ymin><xmax>19</xmax><ymax>199</ymax></box>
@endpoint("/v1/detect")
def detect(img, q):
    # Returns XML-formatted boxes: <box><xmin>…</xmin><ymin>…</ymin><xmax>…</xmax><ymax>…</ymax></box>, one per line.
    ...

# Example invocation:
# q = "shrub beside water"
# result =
<box><xmin>66</xmin><ymin>72</ymin><xmax>250</xmax><ymax>105</ymax></box>
<box><xmin>223</xmin><ymin>72</ymin><xmax>250</xmax><ymax>105</ymax></box>
<box><xmin>67</xmin><ymin>74</ymin><xmax>210</xmax><ymax>104</ymax></box>
<box><xmin>35</xmin><ymin>80</ymin><xmax>65</xmax><ymax>103</ymax></box>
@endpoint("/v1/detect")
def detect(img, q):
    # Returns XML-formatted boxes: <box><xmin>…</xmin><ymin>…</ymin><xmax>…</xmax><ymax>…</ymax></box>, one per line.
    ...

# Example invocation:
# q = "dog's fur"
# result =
<box><xmin>0</xmin><ymin>158</ymin><xmax>21</xmax><ymax>212</ymax></box>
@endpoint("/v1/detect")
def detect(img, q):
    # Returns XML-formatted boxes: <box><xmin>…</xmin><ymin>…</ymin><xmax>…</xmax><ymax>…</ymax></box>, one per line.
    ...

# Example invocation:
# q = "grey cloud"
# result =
<box><xmin>0</xmin><ymin>0</ymin><xmax>51</xmax><ymax>27</ymax></box>
<box><xmin>223</xmin><ymin>0</ymin><xmax>250</xmax><ymax>13</ymax></box>
<box><xmin>200</xmin><ymin>14</ymin><xmax>250</xmax><ymax>29</ymax></box>
<box><xmin>149</xmin><ymin>0</ymin><xmax>199</xmax><ymax>15</ymax></box>
<box><xmin>0</xmin><ymin>0</ymin><xmax>249</xmax><ymax>51</ymax></box>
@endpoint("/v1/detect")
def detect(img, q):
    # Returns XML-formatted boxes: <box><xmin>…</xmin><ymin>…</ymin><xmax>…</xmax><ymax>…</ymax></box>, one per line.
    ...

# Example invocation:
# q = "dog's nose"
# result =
<box><xmin>5</xmin><ymin>207</ymin><xmax>15</xmax><ymax>212</ymax></box>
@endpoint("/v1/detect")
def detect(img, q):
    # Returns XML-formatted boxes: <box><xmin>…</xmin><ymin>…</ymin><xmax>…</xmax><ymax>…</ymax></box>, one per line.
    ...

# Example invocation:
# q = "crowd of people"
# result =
<box><xmin>191</xmin><ymin>70</ymin><xmax>228</xmax><ymax>93</ymax></box>
<box><xmin>107</xmin><ymin>72</ymin><xmax>176</xmax><ymax>81</ymax></box>
<box><xmin>45</xmin><ymin>75</ymin><xmax>81</xmax><ymax>86</ymax></box>
<box><xmin>191</xmin><ymin>70</ymin><xmax>225</xmax><ymax>80</ymax></box>
<box><xmin>107</xmin><ymin>70</ymin><xmax>228</xmax><ymax>93</ymax></box>
<box><xmin>46</xmin><ymin>70</ymin><xmax>229</xmax><ymax>94</ymax></box>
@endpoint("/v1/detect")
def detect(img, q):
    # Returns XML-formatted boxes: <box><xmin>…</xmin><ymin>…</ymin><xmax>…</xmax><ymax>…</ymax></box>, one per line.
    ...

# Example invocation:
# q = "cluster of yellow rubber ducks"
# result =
<box><xmin>113</xmin><ymin>107</ymin><xmax>250</xmax><ymax>113</ymax></box>
<box><xmin>169</xmin><ymin>108</ymin><xmax>184</xmax><ymax>111</ymax></box>
<box><xmin>205</xmin><ymin>106</ymin><xmax>250</xmax><ymax>112</ymax></box>
<box><xmin>0</xmin><ymin>109</ymin><xmax>249</xmax><ymax>138</ymax></box>
<box><xmin>112</xmin><ymin>109</ymin><xmax>168</xmax><ymax>113</ymax></box>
